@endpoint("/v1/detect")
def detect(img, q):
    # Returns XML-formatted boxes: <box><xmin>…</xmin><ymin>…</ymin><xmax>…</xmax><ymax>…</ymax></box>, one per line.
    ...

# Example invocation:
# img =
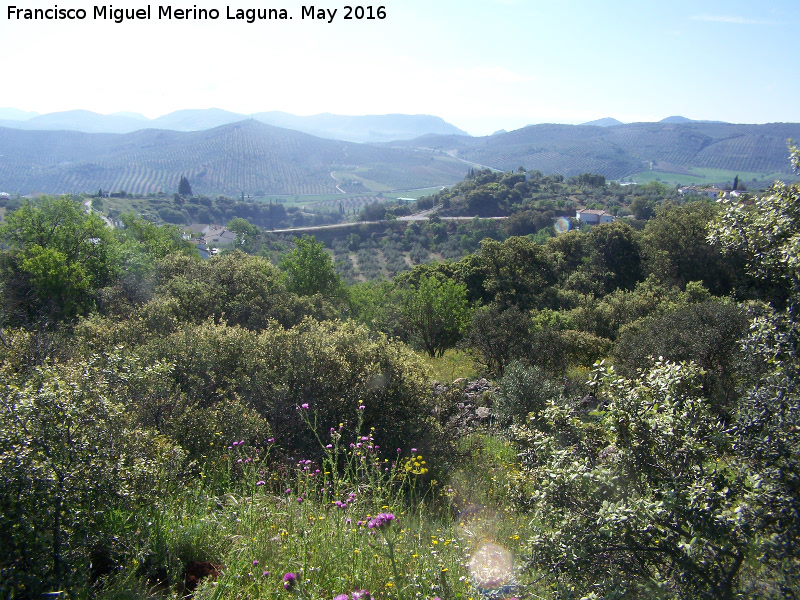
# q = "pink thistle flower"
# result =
<box><xmin>367</xmin><ymin>512</ymin><xmax>395</xmax><ymax>530</ymax></box>
<box><xmin>283</xmin><ymin>572</ymin><xmax>297</xmax><ymax>590</ymax></box>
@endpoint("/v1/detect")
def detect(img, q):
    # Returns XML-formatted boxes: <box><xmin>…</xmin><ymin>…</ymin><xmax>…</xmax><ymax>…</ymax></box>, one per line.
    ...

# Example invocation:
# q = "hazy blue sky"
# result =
<box><xmin>1</xmin><ymin>0</ymin><xmax>797</xmax><ymax>135</ymax></box>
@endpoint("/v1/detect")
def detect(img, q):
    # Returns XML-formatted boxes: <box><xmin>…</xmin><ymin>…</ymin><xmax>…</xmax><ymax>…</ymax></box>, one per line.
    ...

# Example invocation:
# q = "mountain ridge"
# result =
<box><xmin>0</xmin><ymin>108</ymin><xmax>468</xmax><ymax>143</ymax></box>
<box><xmin>0</xmin><ymin>119</ymin><xmax>469</xmax><ymax>196</ymax></box>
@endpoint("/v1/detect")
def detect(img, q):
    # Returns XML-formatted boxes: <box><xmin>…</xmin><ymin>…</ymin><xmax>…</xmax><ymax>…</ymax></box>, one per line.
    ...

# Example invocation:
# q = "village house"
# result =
<box><xmin>575</xmin><ymin>208</ymin><xmax>615</xmax><ymax>225</ymax></box>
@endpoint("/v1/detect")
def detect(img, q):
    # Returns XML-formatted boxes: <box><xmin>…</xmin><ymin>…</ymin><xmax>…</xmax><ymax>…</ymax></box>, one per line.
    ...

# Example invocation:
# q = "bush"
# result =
<box><xmin>496</xmin><ymin>362</ymin><xmax>563</xmax><ymax>424</ymax></box>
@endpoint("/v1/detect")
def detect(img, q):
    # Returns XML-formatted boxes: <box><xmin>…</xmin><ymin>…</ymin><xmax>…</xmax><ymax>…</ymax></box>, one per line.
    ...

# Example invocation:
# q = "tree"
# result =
<box><xmin>612</xmin><ymin>299</ymin><xmax>756</xmax><ymax>418</ymax></box>
<box><xmin>641</xmin><ymin>200</ymin><xmax>744</xmax><ymax>296</ymax></box>
<box><xmin>178</xmin><ymin>175</ymin><xmax>192</xmax><ymax>197</ymax></box>
<box><xmin>586</xmin><ymin>220</ymin><xmax>643</xmax><ymax>292</ymax></box>
<box><xmin>467</xmin><ymin>304</ymin><xmax>532</xmax><ymax>376</ymax></box>
<box><xmin>0</xmin><ymin>196</ymin><xmax>119</xmax><ymax>324</ymax></box>
<box><xmin>396</xmin><ymin>274</ymin><xmax>472</xmax><ymax>358</ymax></box>
<box><xmin>629</xmin><ymin>196</ymin><xmax>656</xmax><ymax>220</ymax></box>
<box><xmin>478</xmin><ymin>236</ymin><xmax>557</xmax><ymax>310</ymax></box>
<box><xmin>280</xmin><ymin>235</ymin><xmax>342</xmax><ymax>299</ymax></box>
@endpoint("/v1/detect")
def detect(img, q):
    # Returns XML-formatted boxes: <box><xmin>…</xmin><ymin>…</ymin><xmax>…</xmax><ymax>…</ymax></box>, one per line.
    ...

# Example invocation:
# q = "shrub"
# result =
<box><xmin>496</xmin><ymin>361</ymin><xmax>564</xmax><ymax>424</ymax></box>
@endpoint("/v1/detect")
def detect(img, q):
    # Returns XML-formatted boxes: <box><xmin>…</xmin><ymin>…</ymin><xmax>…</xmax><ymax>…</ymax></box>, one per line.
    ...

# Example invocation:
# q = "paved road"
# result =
<box><xmin>269</xmin><ymin>214</ymin><xmax>506</xmax><ymax>234</ymax></box>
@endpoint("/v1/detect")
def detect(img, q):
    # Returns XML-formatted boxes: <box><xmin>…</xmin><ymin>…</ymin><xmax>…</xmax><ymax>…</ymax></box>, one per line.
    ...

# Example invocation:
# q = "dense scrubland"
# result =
<box><xmin>1</xmin><ymin>148</ymin><xmax>799</xmax><ymax>599</ymax></box>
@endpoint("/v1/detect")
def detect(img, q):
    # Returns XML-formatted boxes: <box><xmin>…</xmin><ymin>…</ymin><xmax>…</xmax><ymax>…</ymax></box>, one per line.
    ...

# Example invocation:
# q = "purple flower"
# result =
<box><xmin>352</xmin><ymin>590</ymin><xmax>371</xmax><ymax>600</ymax></box>
<box><xmin>263</xmin><ymin>570</ymin><xmax>270</xmax><ymax>577</ymax></box>
<box><xmin>326</xmin><ymin>444</ymin><xmax>333</xmax><ymax>449</ymax></box>
<box><xmin>358</xmin><ymin>405</ymin><xmax>365</xmax><ymax>411</ymax></box>
<box><xmin>296</xmin><ymin>497</ymin><xmax>303</xmax><ymax>504</ymax></box>
<box><xmin>283</xmin><ymin>572</ymin><xmax>297</xmax><ymax>590</ymax></box>
<box><xmin>253</xmin><ymin>559</ymin><xmax>259</xmax><ymax>566</ymax></box>
<box><xmin>301</xmin><ymin>403</ymin><xmax>309</xmax><ymax>409</ymax></box>
<box><xmin>257</xmin><ymin>480</ymin><xmax>266</xmax><ymax>486</ymax></box>
<box><xmin>367</xmin><ymin>512</ymin><xmax>395</xmax><ymax>530</ymax></box>
<box><xmin>334</xmin><ymin>595</ymin><xmax>349</xmax><ymax>600</ymax></box>
<box><xmin>268</xmin><ymin>438</ymin><xmax>275</xmax><ymax>443</ymax></box>
<box><xmin>411</xmin><ymin>448</ymin><xmax>417</xmax><ymax>452</ymax></box>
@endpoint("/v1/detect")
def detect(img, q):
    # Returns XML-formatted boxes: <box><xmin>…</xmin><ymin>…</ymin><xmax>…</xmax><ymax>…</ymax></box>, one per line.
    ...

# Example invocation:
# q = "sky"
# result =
<box><xmin>1</xmin><ymin>0</ymin><xmax>798</xmax><ymax>135</ymax></box>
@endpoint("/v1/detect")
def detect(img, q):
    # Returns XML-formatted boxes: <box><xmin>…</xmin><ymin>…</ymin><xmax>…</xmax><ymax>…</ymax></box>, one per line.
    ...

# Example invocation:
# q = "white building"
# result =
<box><xmin>575</xmin><ymin>209</ymin><xmax>615</xmax><ymax>225</ymax></box>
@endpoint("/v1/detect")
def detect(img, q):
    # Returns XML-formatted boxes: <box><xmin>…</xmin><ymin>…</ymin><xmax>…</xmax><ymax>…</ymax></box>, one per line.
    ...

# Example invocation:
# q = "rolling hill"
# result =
<box><xmin>0</xmin><ymin>120</ymin><xmax>469</xmax><ymax>196</ymax></box>
<box><xmin>389</xmin><ymin>121</ymin><xmax>800</xmax><ymax>181</ymax></box>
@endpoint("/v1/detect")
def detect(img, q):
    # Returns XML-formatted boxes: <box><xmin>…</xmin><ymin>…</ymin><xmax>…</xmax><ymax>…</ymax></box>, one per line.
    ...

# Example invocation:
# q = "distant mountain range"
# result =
<box><xmin>0</xmin><ymin>108</ymin><xmax>468</xmax><ymax>143</ymax></box>
<box><xmin>388</xmin><ymin>121</ymin><xmax>800</xmax><ymax>181</ymax></box>
<box><xmin>1</xmin><ymin>110</ymin><xmax>798</xmax><ymax>197</ymax></box>
<box><xmin>0</xmin><ymin>120</ymin><xmax>469</xmax><ymax>196</ymax></box>
<box><xmin>580</xmin><ymin>116</ymin><xmax>729</xmax><ymax>127</ymax></box>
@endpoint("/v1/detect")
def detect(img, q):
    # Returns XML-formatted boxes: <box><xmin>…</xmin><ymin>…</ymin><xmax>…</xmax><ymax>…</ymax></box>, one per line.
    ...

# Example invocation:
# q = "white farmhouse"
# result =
<box><xmin>575</xmin><ymin>209</ymin><xmax>615</xmax><ymax>225</ymax></box>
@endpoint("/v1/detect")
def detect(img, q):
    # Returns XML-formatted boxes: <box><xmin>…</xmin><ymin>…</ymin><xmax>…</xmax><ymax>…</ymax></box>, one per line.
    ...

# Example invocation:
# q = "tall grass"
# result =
<box><xmin>100</xmin><ymin>408</ymin><xmax>534</xmax><ymax>600</ymax></box>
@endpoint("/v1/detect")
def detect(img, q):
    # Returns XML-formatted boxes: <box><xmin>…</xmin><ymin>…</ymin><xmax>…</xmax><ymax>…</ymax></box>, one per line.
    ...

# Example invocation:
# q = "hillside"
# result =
<box><xmin>0</xmin><ymin>120</ymin><xmax>469</xmax><ymax>196</ymax></box>
<box><xmin>389</xmin><ymin>121</ymin><xmax>800</xmax><ymax>181</ymax></box>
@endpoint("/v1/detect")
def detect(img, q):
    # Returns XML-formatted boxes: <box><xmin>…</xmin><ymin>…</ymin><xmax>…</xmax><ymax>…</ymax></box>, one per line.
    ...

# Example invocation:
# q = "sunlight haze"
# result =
<box><xmin>1</xmin><ymin>0</ymin><xmax>798</xmax><ymax>135</ymax></box>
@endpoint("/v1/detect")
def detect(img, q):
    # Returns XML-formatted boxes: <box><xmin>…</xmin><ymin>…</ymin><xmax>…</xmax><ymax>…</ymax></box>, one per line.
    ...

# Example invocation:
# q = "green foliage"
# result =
<box><xmin>707</xmin><ymin>145</ymin><xmax>800</xmax><ymax>588</ymax></box>
<box><xmin>496</xmin><ymin>361</ymin><xmax>563</xmax><ymax>424</ymax></box>
<box><xmin>478</xmin><ymin>236</ymin><xmax>556</xmax><ymax>310</ymax></box>
<box><xmin>280</xmin><ymin>235</ymin><xmax>342</xmax><ymax>300</ymax></box>
<box><xmin>396</xmin><ymin>273</ymin><xmax>472</xmax><ymax>358</ymax></box>
<box><xmin>642</xmin><ymin>200</ymin><xmax>745</xmax><ymax>296</ymax></box>
<box><xmin>0</xmin><ymin>352</ymin><xmax>193</xmax><ymax>596</ymax></box>
<box><xmin>585</xmin><ymin>220</ymin><xmax>643</xmax><ymax>293</ymax></box>
<box><xmin>155</xmin><ymin>251</ymin><xmax>334</xmax><ymax>330</ymax></box>
<box><xmin>513</xmin><ymin>361</ymin><xmax>757</xmax><ymax>599</ymax></box>
<box><xmin>613</xmin><ymin>299</ymin><xmax>757</xmax><ymax>418</ymax></box>
<box><xmin>0</xmin><ymin>196</ymin><xmax>119</xmax><ymax>324</ymax></box>
<box><xmin>178</xmin><ymin>175</ymin><xmax>193</xmax><ymax>197</ymax></box>
<box><xmin>629</xmin><ymin>196</ymin><xmax>656</xmax><ymax>220</ymax></box>
<box><xmin>467</xmin><ymin>304</ymin><xmax>532</xmax><ymax>376</ymax></box>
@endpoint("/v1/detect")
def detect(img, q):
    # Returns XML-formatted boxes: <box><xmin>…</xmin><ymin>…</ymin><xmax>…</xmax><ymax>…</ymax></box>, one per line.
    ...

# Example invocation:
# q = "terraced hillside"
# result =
<box><xmin>390</xmin><ymin>122</ymin><xmax>800</xmax><ymax>180</ymax></box>
<box><xmin>0</xmin><ymin>120</ymin><xmax>468</xmax><ymax>196</ymax></box>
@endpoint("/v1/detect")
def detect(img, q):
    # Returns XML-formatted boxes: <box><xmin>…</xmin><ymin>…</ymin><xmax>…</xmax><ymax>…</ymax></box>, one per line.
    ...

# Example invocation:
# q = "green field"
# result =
<box><xmin>626</xmin><ymin>167</ymin><xmax>792</xmax><ymax>187</ymax></box>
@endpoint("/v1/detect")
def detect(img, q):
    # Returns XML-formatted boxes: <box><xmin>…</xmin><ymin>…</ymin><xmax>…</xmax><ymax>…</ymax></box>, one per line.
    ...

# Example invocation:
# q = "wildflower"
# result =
<box><xmin>297</xmin><ymin>497</ymin><xmax>303</xmax><ymax>504</ymax></box>
<box><xmin>263</xmin><ymin>570</ymin><xmax>270</xmax><ymax>577</ymax></box>
<box><xmin>368</xmin><ymin>513</ymin><xmax>396</xmax><ymax>530</ymax></box>
<box><xmin>302</xmin><ymin>403</ymin><xmax>309</xmax><ymax>409</ymax></box>
<box><xmin>253</xmin><ymin>560</ymin><xmax>259</xmax><ymax>566</ymax></box>
<box><xmin>283</xmin><ymin>572</ymin><xmax>297</xmax><ymax>590</ymax></box>
<box><xmin>411</xmin><ymin>448</ymin><xmax>417</xmax><ymax>452</ymax></box>
<box><xmin>334</xmin><ymin>595</ymin><xmax>349</xmax><ymax>600</ymax></box>
<box><xmin>352</xmin><ymin>590</ymin><xmax>371</xmax><ymax>600</ymax></box>
<box><xmin>257</xmin><ymin>480</ymin><xmax>265</xmax><ymax>486</ymax></box>
<box><xmin>326</xmin><ymin>444</ymin><xmax>333</xmax><ymax>449</ymax></box>
<box><xmin>268</xmin><ymin>438</ymin><xmax>275</xmax><ymax>443</ymax></box>
<box><xmin>358</xmin><ymin>405</ymin><xmax>365</xmax><ymax>410</ymax></box>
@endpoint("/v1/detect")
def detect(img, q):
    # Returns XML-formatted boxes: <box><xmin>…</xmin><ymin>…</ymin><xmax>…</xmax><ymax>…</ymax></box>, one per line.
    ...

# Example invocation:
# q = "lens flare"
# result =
<box><xmin>468</xmin><ymin>542</ymin><xmax>514</xmax><ymax>591</ymax></box>
<box><xmin>554</xmin><ymin>217</ymin><xmax>571</xmax><ymax>234</ymax></box>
